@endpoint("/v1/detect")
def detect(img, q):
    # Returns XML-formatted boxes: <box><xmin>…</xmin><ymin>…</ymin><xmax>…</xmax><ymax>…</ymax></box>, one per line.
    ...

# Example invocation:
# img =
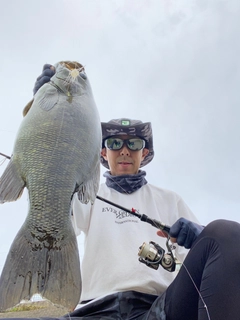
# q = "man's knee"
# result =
<box><xmin>201</xmin><ymin>219</ymin><xmax>240</xmax><ymax>243</ymax></box>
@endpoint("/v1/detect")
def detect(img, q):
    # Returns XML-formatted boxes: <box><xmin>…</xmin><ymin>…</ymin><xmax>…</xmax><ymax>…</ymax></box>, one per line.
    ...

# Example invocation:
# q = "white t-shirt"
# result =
<box><xmin>71</xmin><ymin>183</ymin><xmax>199</xmax><ymax>302</ymax></box>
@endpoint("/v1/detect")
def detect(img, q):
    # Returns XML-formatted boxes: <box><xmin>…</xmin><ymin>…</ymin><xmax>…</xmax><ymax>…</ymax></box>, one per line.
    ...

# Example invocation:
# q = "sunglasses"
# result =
<box><xmin>104</xmin><ymin>138</ymin><xmax>146</xmax><ymax>151</ymax></box>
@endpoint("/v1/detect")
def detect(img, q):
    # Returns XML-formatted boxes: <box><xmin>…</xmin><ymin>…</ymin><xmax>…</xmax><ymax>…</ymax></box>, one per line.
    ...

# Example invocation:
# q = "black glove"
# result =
<box><xmin>33</xmin><ymin>64</ymin><xmax>55</xmax><ymax>95</ymax></box>
<box><xmin>169</xmin><ymin>217</ymin><xmax>204</xmax><ymax>249</ymax></box>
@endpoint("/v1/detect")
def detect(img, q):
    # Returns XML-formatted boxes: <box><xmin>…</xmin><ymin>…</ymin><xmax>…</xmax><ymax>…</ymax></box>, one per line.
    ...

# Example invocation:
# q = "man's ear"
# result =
<box><xmin>101</xmin><ymin>148</ymin><xmax>108</xmax><ymax>160</ymax></box>
<box><xmin>142</xmin><ymin>148</ymin><xmax>149</xmax><ymax>160</ymax></box>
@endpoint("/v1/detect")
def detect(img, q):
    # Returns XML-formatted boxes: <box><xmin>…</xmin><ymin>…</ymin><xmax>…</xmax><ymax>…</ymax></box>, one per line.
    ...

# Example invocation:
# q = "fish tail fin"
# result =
<box><xmin>0</xmin><ymin>222</ymin><xmax>81</xmax><ymax>312</ymax></box>
<box><xmin>77</xmin><ymin>162</ymin><xmax>100</xmax><ymax>204</ymax></box>
<box><xmin>0</xmin><ymin>158</ymin><xmax>25</xmax><ymax>203</ymax></box>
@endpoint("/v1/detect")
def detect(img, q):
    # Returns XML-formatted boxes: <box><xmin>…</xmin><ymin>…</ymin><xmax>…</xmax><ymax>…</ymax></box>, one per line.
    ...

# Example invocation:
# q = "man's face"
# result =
<box><xmin>101</xmin><ymin>135</ymin><xmax>149</xmax><ymax>176</ymax></box>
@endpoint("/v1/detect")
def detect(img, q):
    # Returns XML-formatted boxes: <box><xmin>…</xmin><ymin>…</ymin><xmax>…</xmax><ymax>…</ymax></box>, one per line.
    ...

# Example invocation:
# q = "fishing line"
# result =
<box><xmin>180</xmin><ymin>260</ymin><xmax>211</xmax><ymax>320</ymax></box>
<box><xmin>0</xmin><ymin>152</ymin><xmax>11</xmax><ymax>166</ymax></box>
<box><xmin>0</xmin><ymin>158</ymin><xmax>6</xmax><ymax>166</ymax></box>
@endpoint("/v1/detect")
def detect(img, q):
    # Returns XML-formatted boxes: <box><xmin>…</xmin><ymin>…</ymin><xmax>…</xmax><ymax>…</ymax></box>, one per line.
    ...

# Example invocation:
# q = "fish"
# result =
<box><xmin>0</xmin><ymin>61</ymin><xmax>101</xmax><ymax>311</ymax></box>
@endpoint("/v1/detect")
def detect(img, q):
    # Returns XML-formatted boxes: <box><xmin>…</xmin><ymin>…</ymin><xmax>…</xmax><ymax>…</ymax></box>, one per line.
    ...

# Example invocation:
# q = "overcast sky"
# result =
<box><xmin>0</xmin><ymin>0</ymin><xmax>240</xmax><ymax>273</ymax></box>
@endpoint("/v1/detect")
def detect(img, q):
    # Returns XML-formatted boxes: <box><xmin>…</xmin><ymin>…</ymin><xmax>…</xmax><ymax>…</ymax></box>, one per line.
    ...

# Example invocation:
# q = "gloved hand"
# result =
<box><xmin>169</xmin><ymin>217</ymin><xmax>204</xmax><ymax>249</ymax></box>
<box><xmin>33</xmin><ymin>64</ymin><xmax>55</xmax><ymax>95</ymax></box>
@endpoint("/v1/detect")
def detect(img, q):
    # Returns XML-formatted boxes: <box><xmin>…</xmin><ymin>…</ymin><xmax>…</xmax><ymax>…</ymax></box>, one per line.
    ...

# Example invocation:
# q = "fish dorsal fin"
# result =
<box><xmin>38</xmin><ymin>85</ymin><xmax>59</xmax><ymax>111</ymax></box>
<box><xmin>23</xmin><ymin>99</ymin><xmax>34</xmax><ymax>116</ymax></box>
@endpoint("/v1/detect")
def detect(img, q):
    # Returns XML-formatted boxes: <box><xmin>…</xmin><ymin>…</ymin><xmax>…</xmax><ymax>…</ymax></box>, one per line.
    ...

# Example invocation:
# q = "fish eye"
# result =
<box><xmin>80</xmin><ymin>72</ymin><xmax>87</xmax><ymax>80</ymax></box>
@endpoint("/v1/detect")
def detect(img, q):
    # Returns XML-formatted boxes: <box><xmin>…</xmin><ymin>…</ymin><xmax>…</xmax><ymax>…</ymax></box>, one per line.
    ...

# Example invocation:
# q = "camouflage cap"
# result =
<box><xmin>101</xmin><ymin>118</ymin><xmax>154</xmax><ymax>169</ymax></box>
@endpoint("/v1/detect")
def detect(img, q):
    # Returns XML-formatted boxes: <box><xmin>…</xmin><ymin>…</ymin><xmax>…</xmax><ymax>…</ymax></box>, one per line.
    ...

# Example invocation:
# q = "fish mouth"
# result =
<box><xmin>59</xmin><ymin>61</ymin><xmax>83</xmax><ymax>70</ymax></box>
<box><xmin>55</xmin><ymin>76</ymin><xmax>74</xmax><ymax>83</ymax></box>
<box><xmin>52</xmin><ymin>76</ymin><xmax>79</xmax><ymax>92</ymax></box>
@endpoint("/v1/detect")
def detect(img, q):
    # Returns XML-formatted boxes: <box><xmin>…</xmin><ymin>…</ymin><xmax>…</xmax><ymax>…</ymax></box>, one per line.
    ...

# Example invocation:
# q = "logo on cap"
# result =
<box><xmin>121</xmin><ymin>120</ymin><xmax>130</xmax><ymax>126</ymax></box>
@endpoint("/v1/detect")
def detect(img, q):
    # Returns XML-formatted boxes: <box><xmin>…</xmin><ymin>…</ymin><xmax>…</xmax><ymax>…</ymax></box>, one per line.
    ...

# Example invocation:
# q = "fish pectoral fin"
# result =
<box><xmin>38</xmin><ymin>85</ymin><xmax>59</xmax><ymax>111</ymax></box>
<box><xmin>77</xmin><ymin>162</ymin><xmax>100</xmax><ymax>204</ymax></box>
<box><xmin>0</xmin><ymin>158</ymin><xmax>25</xmax><ymax>203</ymax></box>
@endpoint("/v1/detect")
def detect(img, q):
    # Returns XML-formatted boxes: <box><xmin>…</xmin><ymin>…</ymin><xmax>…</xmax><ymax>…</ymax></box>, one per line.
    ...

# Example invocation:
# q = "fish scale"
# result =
<box><xmin>0</xmin><ymin>61</ymin><xmax>101</xmax><ymax>311</ymax></box>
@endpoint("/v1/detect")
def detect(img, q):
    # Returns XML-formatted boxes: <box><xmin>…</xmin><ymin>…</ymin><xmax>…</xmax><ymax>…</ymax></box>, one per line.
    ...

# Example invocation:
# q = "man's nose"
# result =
<box><xmin>120</xmin><ymin>145</ymin><xmax>130</xmax><ymax>156</ymax></box>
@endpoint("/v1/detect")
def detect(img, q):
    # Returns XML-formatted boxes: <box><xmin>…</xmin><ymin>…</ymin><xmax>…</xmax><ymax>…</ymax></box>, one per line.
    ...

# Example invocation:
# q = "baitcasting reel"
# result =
<box><xmin>138</xmin><ymin>238</ymin><xmax>177</xmax><ymax>272</ymax></box>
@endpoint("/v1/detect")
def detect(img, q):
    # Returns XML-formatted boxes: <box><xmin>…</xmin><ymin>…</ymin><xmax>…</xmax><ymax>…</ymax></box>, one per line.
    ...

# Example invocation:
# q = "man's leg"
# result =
<box><xmin>148</xmin><ymin>219</ymin><xmax>240</xmax><ymax>320</ymax></box>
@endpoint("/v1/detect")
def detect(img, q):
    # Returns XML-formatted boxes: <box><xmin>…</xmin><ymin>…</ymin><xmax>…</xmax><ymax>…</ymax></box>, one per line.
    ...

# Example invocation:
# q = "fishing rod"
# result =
<box><xmin>0</xmin><ymin>152</ymin><xmax>11</xmax><ymax>160</ymax></box>
<box><xmin>96</xmin><ymin>195</ymin><xmax>170</xmax><ymax>234</ymax></box>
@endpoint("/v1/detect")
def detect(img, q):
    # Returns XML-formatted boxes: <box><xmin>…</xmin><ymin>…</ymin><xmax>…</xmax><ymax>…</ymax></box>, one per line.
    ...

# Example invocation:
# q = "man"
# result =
<box><xmin>34</xmin><ymin>65</ymin><xmax>240</xmax><ymax>320</ymax></box>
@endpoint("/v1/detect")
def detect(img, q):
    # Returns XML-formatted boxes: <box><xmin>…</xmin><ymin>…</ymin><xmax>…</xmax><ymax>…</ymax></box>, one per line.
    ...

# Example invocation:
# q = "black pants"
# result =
<box><xmin>5</xmin><ymin>220</ymin><xmax>240</xmax><ymax>320</ymax></box>
<box><xmin>164</xmin><ymin>218</ymin><xmax>240</xmax><ymax>320</ymax></box>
